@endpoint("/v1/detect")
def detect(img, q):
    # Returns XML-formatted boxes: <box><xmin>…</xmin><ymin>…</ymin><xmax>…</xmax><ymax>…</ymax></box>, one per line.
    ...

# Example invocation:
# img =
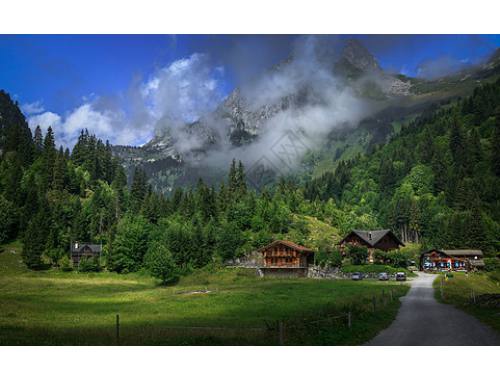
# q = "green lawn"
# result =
<box><xmin>434</xmin><ymin>271</ymin><xmax>500</xmax><ymax>333</ymax></box>
<box><xmin>0</xmin><ymin>241</ymin><xmax>409</xmax><ymax>345</ymax></box>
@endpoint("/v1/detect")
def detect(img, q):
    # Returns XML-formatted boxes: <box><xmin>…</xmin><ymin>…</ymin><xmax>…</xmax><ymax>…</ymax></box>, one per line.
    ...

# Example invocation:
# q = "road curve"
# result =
<box><xmin>367</xmin><ymin>272</ymin><xmax>500</xmax><ymax>345</ymax></box>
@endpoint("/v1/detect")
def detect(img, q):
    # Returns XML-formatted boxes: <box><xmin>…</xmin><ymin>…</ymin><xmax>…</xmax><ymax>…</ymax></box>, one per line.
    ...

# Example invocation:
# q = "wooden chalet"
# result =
<box><xmin>70</xmin><ymin>242</ymin><xmax>102</xmax><ymax>265</ymax></box>
<box><xmin>420</xmin><ymin>249</ymin><xmax>484</xmax><ymax>271</ymax></box>
<box><xmin>339</xmin><ymin>229</ymin><xmax>404</xmax><ymax>263</ymax></box>
<box><xmin>258</xmin><ymin>240</ymin><xmax>315</xmax><ymax>277</ymax></box>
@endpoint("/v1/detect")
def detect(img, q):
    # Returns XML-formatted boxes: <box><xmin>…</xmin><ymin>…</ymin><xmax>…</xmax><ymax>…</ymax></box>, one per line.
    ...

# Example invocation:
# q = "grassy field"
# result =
<box><xmin>0</xmin><ymin>241</ymin><xmax>409</xmax><ymax>345</ymax></box>
<box><xmin>434</xmin><ymin>271</ymin><xmax>500</xmax><ymax>333</ymax></box>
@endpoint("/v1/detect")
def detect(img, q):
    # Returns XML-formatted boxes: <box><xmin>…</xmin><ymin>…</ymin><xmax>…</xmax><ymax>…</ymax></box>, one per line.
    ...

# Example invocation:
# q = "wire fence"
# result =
<box><xmin>108</xmin><ymin>287</ymin><xmax>407</xmax><ymax>345</ymax></box>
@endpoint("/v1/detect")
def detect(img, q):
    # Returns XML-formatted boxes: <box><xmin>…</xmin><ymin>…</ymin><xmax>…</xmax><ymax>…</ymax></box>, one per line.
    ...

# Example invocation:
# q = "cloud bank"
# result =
<box><xmin>26</xmin><ymin>53</ymin><xmax>226</xmax><ymax>148</ymax></box>
<box><xmin>172</xmin><ymin>36</ymin><xmax>381</xmax><ymax>171</ymax></box>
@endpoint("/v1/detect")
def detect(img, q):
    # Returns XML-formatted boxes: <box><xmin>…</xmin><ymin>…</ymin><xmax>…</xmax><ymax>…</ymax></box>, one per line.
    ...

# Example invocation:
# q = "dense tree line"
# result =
<box><xmin>303</xmin><ymin>79</ymin><xmax>500</xmax><ymax>254</ymax></box>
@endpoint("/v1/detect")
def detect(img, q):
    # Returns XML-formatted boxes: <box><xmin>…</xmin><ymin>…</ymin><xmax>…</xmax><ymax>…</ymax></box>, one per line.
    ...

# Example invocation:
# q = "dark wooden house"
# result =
<box><xmin>339</xmin><ymin>229</ymin><xmax>404</xmax><ymax>263</ymax></box>
<box><xmin>258</xmin><ymin>240</ymin><xmax>315</xmax><ymax>277</ymax></box>
<box><xmin>70</xmin><ymin>242</ymin><xmax>102</xmax><ymax>266</ymax></box>
<box><xmin>420</xmin><ymin>249</ymin><xmax>484</xmax><ymax>271</ymax></box>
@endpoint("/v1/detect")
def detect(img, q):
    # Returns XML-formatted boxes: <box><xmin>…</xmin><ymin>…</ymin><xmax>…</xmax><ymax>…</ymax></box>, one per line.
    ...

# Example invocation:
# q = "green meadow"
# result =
<box><xmin>434</xmin><ymin>271</ymin><xmax>500</xmax><ymax>333</ymax></box>
<box><xmin>0</xmin><ymin>241</ymin><xmax>408</xmax><ymax>345</ymax></box>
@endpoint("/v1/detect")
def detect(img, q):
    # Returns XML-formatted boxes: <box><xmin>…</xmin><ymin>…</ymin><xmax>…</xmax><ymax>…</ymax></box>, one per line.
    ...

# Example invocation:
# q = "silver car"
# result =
<box><xmin>378</xmin><ymin>272</ymin><xmax>389</xmax><ymax>281</ymax></box>
<box><xmin>351</xmin><ymin>272</ymin><xmax>363</xmax><ymax>281</ymax></box>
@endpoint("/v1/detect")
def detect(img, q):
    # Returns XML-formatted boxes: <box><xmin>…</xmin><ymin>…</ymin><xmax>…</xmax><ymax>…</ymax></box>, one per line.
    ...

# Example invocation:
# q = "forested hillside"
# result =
<box><xmin>304</xmin><ymin>79</ymin><xmax>500</xmax><ymax>254</ymax></box>
<box><xmin>1</xmin><ymin>77</ymin><xmax>499</xmax><ymax>278</ymax></box>
<box><xmin>0</xmin><ymin>90</ymin><xmax>343</xmax><ymax>276</ymax></box>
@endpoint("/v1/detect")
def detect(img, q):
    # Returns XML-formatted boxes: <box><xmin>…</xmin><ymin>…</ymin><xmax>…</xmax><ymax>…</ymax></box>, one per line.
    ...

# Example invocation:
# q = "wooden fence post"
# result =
<box><xmin>390</xmin><ymin>289</ymin><xmax>393</xmax><ymax>302</ymax></box>
<box><xmin>278</xmin><ymin>321</ymin><xmax>285</xmax><ymax>346</ymax></box>
<box><xmin>372</xmin><ymin>296</ymin><xmax>376</xmax><ymax>312</ymax></box>
<box><xmin>347</xmin><ymin>311</ymin><xmax>352</xmax><ymax>329</ymax></box>
<box><xmin>116</xmin><ymin>314</ymin><xmax>120</xmax><ymax>345</ymax></box>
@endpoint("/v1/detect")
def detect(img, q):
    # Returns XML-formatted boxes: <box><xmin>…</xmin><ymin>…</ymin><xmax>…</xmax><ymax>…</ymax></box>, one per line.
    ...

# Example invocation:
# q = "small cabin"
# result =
<box><xmin>339</xmin><ymin>229</ymin><xmax>404</xmax><ymax>263</ymax></box>
<box><xmin>420</xmin><ymin>249</ymin><xmax>484</xmax><ymax>271</ymax></box>
<box><xmin>70</xmin><ymin>242</ymin><xmax>102</xmax><ymax>265</ymax></box>
<box><xmin>258</xmin><ymin>240</ymin><xmax>315</xmax><ymax>277</ymax></box>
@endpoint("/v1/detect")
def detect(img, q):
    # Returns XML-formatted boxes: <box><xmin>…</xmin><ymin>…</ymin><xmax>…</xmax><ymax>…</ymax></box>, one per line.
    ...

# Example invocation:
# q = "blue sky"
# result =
<box><xmin>1</xmin><ymin>34</ymin><xmax>499</xmax><ymax>146</ymax></box>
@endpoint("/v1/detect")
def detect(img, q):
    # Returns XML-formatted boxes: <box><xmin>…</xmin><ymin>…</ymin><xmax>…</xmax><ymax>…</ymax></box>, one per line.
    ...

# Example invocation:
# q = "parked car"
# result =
<box><xmin>351</xmin><ymin>272</ymin><xmax>363</xmax><ymax>281</ymax></box>
<box><xmin>378</xmin><ymin>272</ymin><xmax>389</xmax><ymax>281</ymax></box>
<box><xmin>395</xmin><ymin>272</ymin><xmax>407</xmax><ymax>281</ymax></box>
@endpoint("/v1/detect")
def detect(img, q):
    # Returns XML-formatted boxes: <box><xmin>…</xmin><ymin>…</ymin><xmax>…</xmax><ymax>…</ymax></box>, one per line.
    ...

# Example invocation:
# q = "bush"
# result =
<box><xmin>0</xmin><ymin>195</ymin><xmax>17</xmax><ymax>244</ymax></box>
<box><xmin>347</xmin><ymin>245</ymin><xmax>368</xmax><ymax>265</ymax></box>
<box><xmin>145</xmin><ymin>242</ymin><xmax>178</xmax><ymax>285</ymax></box>
<box><xmin>342</xmin><ymin>264</ymin><xmax>414</xmax><ymax>277</ymax></box>
<box><xmin>45</xmin><ymin>248</ymin><xmax>65</xmax><ymax>267</ymax></box>
<box><xmin>374</xmin><ymin>249</ymin><xmax>409</xmax><ymax>268</ymax></box>
<box><xmin>484</xmin><ymin>257</ymin><xmax>500</xmax><ymax>272</ymax></box>
<box><xmin>78</xmin><ymin>256</ymin><xmax>101</xmax><ymax>272</ymax></box>
<box><xmin>58</xmin><ymin>256</ymin><xmax>73</xmax><ymax>272</ymax></box>
<box><xmin>316</xmin><ymin>245</ymin><xmax>342</xmax><ymax>268</ymax></box>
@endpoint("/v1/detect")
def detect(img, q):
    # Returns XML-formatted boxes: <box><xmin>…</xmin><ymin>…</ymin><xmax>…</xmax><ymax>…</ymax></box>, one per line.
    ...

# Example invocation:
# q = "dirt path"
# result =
<box><xmin>367</xmin><ymin>272</ymin><xmax>500</xmax><ymax>345</ymax></box>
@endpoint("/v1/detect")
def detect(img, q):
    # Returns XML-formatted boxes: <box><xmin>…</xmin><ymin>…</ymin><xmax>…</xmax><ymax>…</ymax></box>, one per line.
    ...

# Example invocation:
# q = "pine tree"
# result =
<box><xmin>449</xmin><ymin>118</ymin><xmax>466</xmax><ymax>174</ymax></box>
<box><xmin>467</xmin><ymin>128</ymin><xmax>482</xmax><ymax>170</ymax></box>
<box><xmin>131</xmin><ymin>166</ymin><xmax>147</xmax><ymax>212</ymax></box>
<box><xmin>43</xmin><ymin>126</ymin><xmax>57</xmax><ymax>188</ymax></box>
<box><xmin>111</xmin><ymin>166</ymin><xmax>127</xmax><ymax>205</ymax></box>
<box><xmin>52</xmin><ymin>147</ymin><xmax>66</xmax><ymax>191</ymax></box>
<box><xmin>379</xmin><ymin>157</ymin><xmax>397</xmax><ymax>197</ymax></box>
<box><xmin>493</xmin><ymin>113</ymin><xmax>500</xmax><ymax>176</ymax></box>
<box><xmin>33</xmin><ymin>126</ymin><xmax>44</xmax><ymax>157</ymax></box>
<box><xmin>21</xmin><ymin>202</ymin><xmax>49</xmax><ymax>269</ymax></box>
<box><xmin>237</xmin><ymin>160</ymin><xmax>247</xmax><ymax>195</ymax></box>
<box><xmin>228</xmin><ymin>158</ymin><xmax>238</xmax><ymax>194</ymax></box>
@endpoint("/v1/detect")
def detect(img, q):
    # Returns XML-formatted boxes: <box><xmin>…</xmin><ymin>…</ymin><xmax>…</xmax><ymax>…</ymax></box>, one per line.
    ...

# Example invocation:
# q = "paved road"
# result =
<box><xmin>367</xmin><ymin>272</ymin><xmax>500</xmax><ymax>345</ymax></box>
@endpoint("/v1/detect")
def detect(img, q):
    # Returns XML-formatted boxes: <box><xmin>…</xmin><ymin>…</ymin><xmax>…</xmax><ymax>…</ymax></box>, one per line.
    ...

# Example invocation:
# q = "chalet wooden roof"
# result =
<box><xmin>424</xmin><ymin>249</ymin><xmax>483</xmax><ymax>257</ymax></box>
<box><xmin>442</xmin><ymin>249</ymin><xmax>483</xmax><ymax>257</ymax></box>
<box><xmin>71</xmin><ymin>243</ymin><xmax>102</xmax><ymax>253</ymax></box>
<box><xmin>340</xmin><ymin>229</ymin><xmax>404</xmax><ymax>248</ymax></box>
<box><xmin>258</xmin><ymin>240</ymin><xmax>314</xmax><ymax>253</ymax></box>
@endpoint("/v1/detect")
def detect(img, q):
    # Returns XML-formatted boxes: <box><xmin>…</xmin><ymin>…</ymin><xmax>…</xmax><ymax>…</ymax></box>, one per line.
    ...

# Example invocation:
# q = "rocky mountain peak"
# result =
<box><xmin>341</xmin><ymin>39</ymin><xmax>381</xmax><ymax>72</ymax></box>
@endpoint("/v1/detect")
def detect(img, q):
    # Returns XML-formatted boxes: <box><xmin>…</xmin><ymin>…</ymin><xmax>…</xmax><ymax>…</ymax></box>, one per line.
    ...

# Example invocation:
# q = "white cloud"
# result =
<box><xmin>28</xmin><ymin>103</ymin><xmax>150</xmax><ymax>148</ymax></box>
<box><xmin>21</xmin><ymin>100</ymin><xmax>45</xmax><ymax>115</ymax></box>
<box><xmin>28</xmin><ymin>111</ymin><xmax>62</xmax><ymax>133</ymax></box>
<box><xmin>26</xmin><ymin>53</ymin><xmax>226</xmax><ymax>149</ymax></box>
<box><xmin>142</xmin><ymin>53</ymin><xmax>225</xmax><ymax>124</ymax></box>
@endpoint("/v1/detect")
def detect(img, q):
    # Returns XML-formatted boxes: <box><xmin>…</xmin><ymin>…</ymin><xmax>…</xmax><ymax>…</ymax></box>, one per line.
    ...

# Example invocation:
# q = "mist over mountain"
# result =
<box><xmin>112</xmin><ymin>37</ymin><xmax>500</xmax><ymax>193</ymax></box>
<box><xmin>112</xmin><ymin>38</ymin><xmax>411</xmax><ymax>190</ymax></box>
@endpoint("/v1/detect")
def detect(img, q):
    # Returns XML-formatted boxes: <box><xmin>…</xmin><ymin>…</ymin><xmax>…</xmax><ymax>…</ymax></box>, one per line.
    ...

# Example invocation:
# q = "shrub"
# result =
<box><xmin>484</xmin><ymin>257</ymin><xmax>500</xmax><ymax>272</ymax></box>
<box><xmin>78</xmin><ymin>256</ymin><xmax>101</xmax><ymax>272</ymax></box>
<box><xmin>45</xmin><ymin>248</ymin><xmax>65</xmax><ymax>267</ymax></box>
<box><xmin>0</xmin><ymin>195</ymin><xmax>17</xmax><ymax>244</ymax></box>
<box><xmin>342</xmin><ymin>264</ymin><xmax>414</xmax><ymax>277</ymax></box>
<box><xmin>347</xmin><ymin>245</ymin><xmax>368</xmax><ymax>265</ymax></box>
<box><xmin>374</xmin><ymin>249</ymin><xmax>408</xmax><ymax>268</ymax></box>
<box><xmin>316</xmin><ymin>244</ymin><xmax>342</xmax><ymax>268</ymax></box>
<box><xmin>145</xmin><ymin>242</ymin><xmax>178</xmax><ymax>285</ymax></box>
<box><xmin>59</xmin><ymin>256</ymin><xmax>73</xmax><ymax>272</ymax></box>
